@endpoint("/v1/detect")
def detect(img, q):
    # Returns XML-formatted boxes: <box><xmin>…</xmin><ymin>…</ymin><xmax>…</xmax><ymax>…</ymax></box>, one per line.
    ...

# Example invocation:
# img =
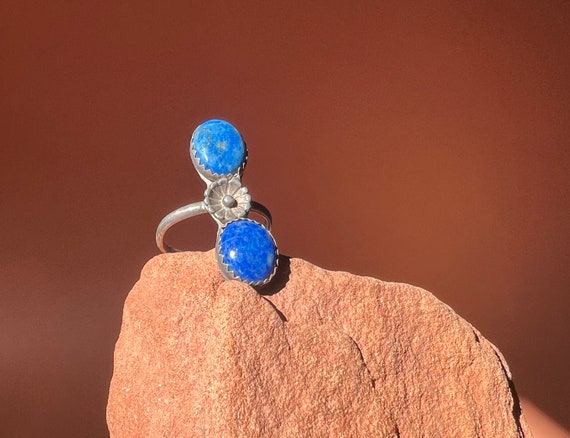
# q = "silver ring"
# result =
<box><xmin>156</xmin><ymin>119</ymin><xmax>279</xmax><ymax>286</ymax></box>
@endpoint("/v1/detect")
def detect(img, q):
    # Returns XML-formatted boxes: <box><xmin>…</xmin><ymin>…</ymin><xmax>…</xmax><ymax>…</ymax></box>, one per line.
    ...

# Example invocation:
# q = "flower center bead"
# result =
<box><xmin>222</xmin><ymin>195</ymin><xmax>237</xmax><ymax>208</ymax></box>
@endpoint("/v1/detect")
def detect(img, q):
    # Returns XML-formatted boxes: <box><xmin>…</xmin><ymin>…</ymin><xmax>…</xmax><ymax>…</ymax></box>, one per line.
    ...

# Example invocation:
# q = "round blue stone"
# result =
<box><xmin>191</xmin><ymin>119</ymin><xmax>246</xmax><ymax>176</ymax></box>
<box><xmin>219</xmin><ymin>219</ymin><xmax>277</xmax><ymax>284</ymax></box>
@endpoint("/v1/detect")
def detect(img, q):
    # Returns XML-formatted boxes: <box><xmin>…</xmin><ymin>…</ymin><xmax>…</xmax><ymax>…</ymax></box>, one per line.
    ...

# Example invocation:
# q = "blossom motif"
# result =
<box><xmin>204</xmin><ymin>177</ymin><xmax>251</xmax><ymax>223</ymax></box>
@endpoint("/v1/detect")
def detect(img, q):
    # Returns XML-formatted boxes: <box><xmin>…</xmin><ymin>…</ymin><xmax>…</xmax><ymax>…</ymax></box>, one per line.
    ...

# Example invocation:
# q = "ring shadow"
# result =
<box><xmin>257</xmin><ymin>254</ymin><xmax>291</xmax><ymax>297</ymax></box>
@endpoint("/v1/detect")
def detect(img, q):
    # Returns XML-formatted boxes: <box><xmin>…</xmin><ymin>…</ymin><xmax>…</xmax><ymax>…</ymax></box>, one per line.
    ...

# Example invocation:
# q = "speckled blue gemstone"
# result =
<box><xmin>219</xmin><ymin>219</ymin><xmax>277</xmax><ymax>284</ymax></box>
<box><xmin>191</xmin><ymin>119</ymin><xmax>246</xmax><ymax>176</ymax></box>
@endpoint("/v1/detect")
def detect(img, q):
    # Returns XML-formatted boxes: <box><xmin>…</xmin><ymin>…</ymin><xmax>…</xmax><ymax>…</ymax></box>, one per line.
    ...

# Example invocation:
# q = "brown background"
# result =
<box><xmin>1</xmin><ymin>1</ymin><xmax>569</xmax><ymax>436</ymax></box>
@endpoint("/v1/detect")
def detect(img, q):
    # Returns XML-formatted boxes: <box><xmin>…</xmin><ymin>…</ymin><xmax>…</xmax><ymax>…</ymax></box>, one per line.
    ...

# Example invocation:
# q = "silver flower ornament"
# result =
<box><xmin>204</xmin><ymin>177</ymin><xmax>251</xmax><ymax>224</ymax></box>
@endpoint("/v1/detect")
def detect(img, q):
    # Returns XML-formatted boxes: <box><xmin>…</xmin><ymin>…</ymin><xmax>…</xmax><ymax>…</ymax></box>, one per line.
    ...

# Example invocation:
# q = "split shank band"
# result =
<box><xmin>156</xmin><ymin>200</ymin><xmax>272</xmax><ymax>253</ymax></box>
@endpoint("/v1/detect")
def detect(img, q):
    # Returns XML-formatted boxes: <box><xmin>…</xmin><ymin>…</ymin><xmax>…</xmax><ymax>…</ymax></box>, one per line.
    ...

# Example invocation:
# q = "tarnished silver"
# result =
<box><xmin>204</xmin><ymin>176</ymin><xmax>251</xmax><ymax>224</ymax></box>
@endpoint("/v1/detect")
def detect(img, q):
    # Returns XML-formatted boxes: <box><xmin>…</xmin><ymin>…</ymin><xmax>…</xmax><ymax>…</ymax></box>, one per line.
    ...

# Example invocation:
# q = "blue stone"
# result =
<box><xmin>219</xmin><ymin>219</ymin><xmax>277</xmax><ymax>284</ymax></box>
<box><xmin>191</xmin><ymin>119</ymin><xmax>246</xmax><ymax>176</ymax></box>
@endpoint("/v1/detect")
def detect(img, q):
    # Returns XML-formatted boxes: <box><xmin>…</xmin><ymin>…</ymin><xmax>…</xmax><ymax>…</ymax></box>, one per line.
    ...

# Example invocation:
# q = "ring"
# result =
<box><xmin>156</xmin><ymin>119</ymin><xmax>279</xmax><ymax>287</ymax></box>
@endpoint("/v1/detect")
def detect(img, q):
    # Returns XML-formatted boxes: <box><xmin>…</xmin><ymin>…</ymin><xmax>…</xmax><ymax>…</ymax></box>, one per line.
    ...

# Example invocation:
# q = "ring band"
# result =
<box><xmin>156</xmin><ymin>119</ymin><xmax>279</xmax><ymax>286</ymax></box>
<box><xmin>156</xmin><ymin>200</ymin><xmax>272</xmax><ymax>253</ymax></box>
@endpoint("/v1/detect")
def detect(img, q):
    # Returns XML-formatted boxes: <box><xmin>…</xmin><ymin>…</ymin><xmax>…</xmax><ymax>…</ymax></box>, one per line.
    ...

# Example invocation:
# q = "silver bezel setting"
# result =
<box><xmin>190</xmin><ymin>138</ymin><xmax>248</xmax><ymax>183</ymax></box>
<box><xmin>215</xmin><ymin>218</ymin><xmax>279</xmax><ymax>287</ymax></box>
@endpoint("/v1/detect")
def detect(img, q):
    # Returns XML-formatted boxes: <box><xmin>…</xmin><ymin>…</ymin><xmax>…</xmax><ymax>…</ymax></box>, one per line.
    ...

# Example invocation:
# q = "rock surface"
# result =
<box><xmin>107</xmin><ymin>251</ymin><xmax>532</xmax><ymax>437</ymax></box>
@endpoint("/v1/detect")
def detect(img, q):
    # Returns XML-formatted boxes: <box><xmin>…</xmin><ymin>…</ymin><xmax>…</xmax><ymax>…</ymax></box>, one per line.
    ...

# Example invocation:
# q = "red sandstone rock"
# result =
<box><xmin>107</xmin><ymin>251</ymin><xmax>532</xmax><ymax>437</ymax></box>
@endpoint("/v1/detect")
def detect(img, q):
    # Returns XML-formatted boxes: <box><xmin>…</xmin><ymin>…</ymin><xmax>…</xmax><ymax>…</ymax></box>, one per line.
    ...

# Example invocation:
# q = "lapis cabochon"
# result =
<box><xmin>219</xmin><ymin>219</ymin><xmax>277</xmax><ymax>284</ymax></box>
<box><xmin>191</xmin><ymin>119</ymin><xmax>246</xmax><ymax>176</ymax></box>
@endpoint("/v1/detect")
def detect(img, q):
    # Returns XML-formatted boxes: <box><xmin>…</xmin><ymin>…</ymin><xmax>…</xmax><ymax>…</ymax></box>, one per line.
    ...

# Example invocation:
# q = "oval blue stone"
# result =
<box><xmin>219</xmin><ymin>219</ymin><xmax>277</xmax><ymax>284</ymax></box>
<box><xmin>191</xmin><ymin>119</ymin><xmax>246</xmax><ymax>176</ymax></box>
